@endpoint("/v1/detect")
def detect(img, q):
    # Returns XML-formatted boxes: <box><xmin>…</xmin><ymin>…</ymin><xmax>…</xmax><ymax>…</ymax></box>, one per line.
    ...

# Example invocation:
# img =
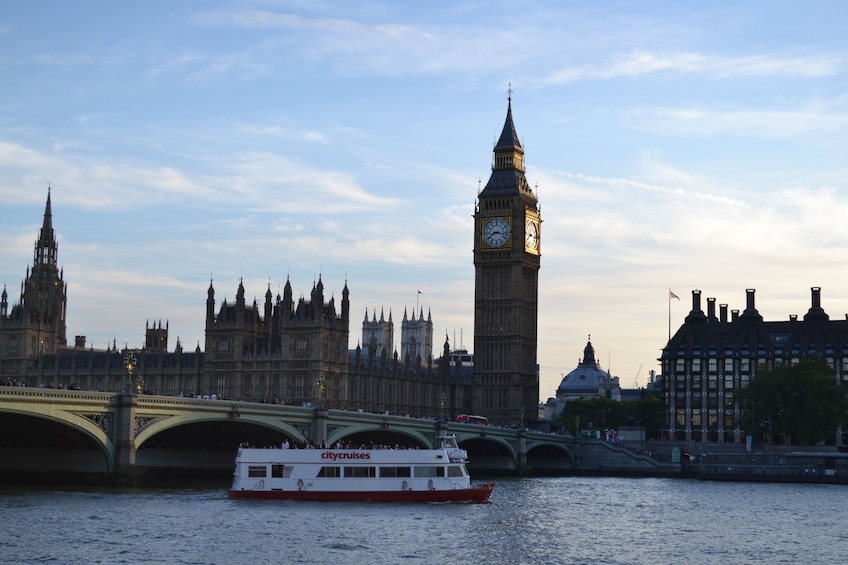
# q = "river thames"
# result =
<box><xmin>2</xmin><ymin>476</ymin><xmax>847</xmax><ymax>564</ymax></box>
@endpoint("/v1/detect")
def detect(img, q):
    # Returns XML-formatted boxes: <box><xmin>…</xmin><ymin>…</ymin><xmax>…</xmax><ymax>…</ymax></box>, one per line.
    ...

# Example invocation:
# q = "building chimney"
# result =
<box><xmin>720</xmin><ymin>304</ymin><xmax>728</xmax><ymax>323</ymax></box>
<box><xmin>741</xmin><ymin>288</ymin><xmax>763</xmax><ymax>320</ymax></box>
<box><xmin>707</xmin><ymin>297</ymin><xmax>716</xmax><ymax>321</ymax></box>
<box><xmin>804</xmin><ymin>286</ymin><xmax>828</xmax><ymax>321</ymax></box>
<box><xmin>692</xmin><ymin>289</ymin><xmax>702</xmax><ymax>313</ymax></box>
<box><xmin>732</xmin><ymin>309</ymin><xmax>739</xmax><ymax>322</ymax></box>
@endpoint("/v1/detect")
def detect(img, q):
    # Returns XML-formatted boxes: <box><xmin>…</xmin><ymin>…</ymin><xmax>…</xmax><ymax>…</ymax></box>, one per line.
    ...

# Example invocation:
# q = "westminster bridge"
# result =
<box><xmin>0</xmin><ymin>387</ymin><xmax>593</xmax><ymax>482</ymax></box>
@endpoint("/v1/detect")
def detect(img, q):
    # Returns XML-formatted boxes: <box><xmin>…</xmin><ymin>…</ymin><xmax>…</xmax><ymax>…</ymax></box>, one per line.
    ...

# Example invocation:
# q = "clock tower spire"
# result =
<box><xmin>472</xmin><ymin>90</ymin><xmax>541</xmax><ymax>426</ymax></box>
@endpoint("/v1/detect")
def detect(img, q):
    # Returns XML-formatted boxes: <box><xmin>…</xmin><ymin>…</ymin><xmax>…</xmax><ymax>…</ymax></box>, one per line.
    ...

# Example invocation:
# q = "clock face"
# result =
<box><xmin>483</xmin><ymin>218</ymin><xmax>510</xmax><ymax>247</ymax></box>
<box><xmin>525</xmin><ymin>219</ymin><xmax>539</xmax><ymax>251</ymax></box>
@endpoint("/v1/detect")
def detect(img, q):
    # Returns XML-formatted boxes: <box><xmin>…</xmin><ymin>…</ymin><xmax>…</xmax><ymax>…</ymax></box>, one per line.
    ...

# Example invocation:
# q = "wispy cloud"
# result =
<box><xmin>626</xmin><ymin>104</ymin><xmax>848</xmax><ymax>138</ymax></box>
<box><xmin>230</xmin><ymin>152</ymin><xmax>401</xmax><ymax>212</ymax></box>
<box><xmin>187</xmin><ymin>8</ymin><xmax>527</xmax><ymax>77</ymax></box>
<box><xmin>541</xmin><ymin>50</ymin><xmax>842</xmax><ymax>85</ymax></box>
<box><xmin>147</xmin><ymin>53</ymin><xmax>206</xmax><ymax>76</ymax></box>
<box><xmin>0</xmin><ymin>140</ymin><xmax>399</xmax><ymax>212</ymax></box>
<box><xmin>234</xmin><ymin>121</ymin><xmax>329</xmax><ymax>144</ymax></box>
<box><xmin>193</xmin><ymin>10</ymin><xmax>436</xmax><ymax>42</ymax></box>
<box><xmin>535</xmin><ymin>154</ymin><xmax>848</xmax><ymax>272</ymax></box>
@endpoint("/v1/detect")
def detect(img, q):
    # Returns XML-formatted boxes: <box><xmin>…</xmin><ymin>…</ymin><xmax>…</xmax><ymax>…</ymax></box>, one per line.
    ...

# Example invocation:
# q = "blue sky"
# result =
<box><xmin>2</xmin><ymin>1</ymin><xmax>848</xmax><ymax>399</ymax></box>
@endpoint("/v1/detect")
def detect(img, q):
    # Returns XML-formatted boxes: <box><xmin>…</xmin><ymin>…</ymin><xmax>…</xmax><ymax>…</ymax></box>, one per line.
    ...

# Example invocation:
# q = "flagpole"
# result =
<box><xmin>668</xmin><ymin>289</ymin><xmax>672</xmax><ymax>341</ymax></box>
<box><xmin>667</xmin><ymin>289</ymin><xmax>679</xmax><ymax>340</ymax></box>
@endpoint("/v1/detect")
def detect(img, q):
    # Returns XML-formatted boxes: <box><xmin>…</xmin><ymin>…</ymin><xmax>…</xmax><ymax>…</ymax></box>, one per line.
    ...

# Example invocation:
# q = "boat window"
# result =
<box><xmin>272</xmin><ymin>464</ymin><xmax>294</xmax><ymax>478</ymax></box>
<box><xmin>317</xmin><ymin>466</ymin><xmax>341</xmax><ymax>478</ymax></box>
<box><xmin>248</xmin><ymin>465</ymin><xmax>267</xmax><ymax>478</ymax></box>
<box><xmin>414</xmin><ymin>466</ymin><xmax>445</xmax><ymax>478</ymax></box>
<box><xmin>447</xmin><ymin>465</ymin><xmax>464</xmax><ymax>478</ymax></box>
<box><xmin>344</xmin><ymin>466</ymin><xmax>377</xmax><ymax>478</ymax></box>
<box><xmin>379</xmin><ymin>466</ymin><xmax>411</xmax><ymax>478</ymax></box>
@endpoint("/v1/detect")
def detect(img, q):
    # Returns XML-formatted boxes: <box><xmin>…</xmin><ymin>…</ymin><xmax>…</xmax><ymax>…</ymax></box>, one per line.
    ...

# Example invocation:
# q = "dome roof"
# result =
<box><xmin>557</xmin><ymin>339</ymin><xmax>608</xmax><ymax>394</ymax></box>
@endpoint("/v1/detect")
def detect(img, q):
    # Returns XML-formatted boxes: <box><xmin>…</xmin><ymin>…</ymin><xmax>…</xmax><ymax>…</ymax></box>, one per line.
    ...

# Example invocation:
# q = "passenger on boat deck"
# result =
<box><xmin>281</xmin><ymin>440</ymin><xmax>290</xmax><ymax>449</ymax></box>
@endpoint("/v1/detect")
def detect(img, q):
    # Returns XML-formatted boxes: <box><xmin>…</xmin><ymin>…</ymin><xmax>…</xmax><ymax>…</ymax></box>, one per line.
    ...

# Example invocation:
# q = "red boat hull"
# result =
<box><xmin>228</xmin><ymin>483</ymin><xmax>494</xmax><ymax>503</ymax></box>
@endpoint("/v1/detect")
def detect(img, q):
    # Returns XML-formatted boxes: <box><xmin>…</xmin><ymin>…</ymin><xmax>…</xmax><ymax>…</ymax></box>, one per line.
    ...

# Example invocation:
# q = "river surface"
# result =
<box><xmin>2</xmin><ymin>477</ymin><xmax>847</xmax><ymax>564</ymax></box>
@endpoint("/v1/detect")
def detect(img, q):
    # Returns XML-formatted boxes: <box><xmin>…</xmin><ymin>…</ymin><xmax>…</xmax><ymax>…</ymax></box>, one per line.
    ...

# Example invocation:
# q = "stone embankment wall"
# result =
<box><xmin>576</xmin><ymin>439</ymin><xmax>680</xmax><ymax>477</ymax></box>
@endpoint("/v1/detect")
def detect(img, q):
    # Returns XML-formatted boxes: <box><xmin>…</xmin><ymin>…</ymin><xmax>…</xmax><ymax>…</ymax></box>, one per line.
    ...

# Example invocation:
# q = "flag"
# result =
<box><xmin>417</xmin><ymin>289</ymin><xmax>422</xmax><ymax>294</ymax></box>
<box><xmin>669</xmin><ymin>289</ymin><xmax>679</xmax><ymax>301</ymax></box>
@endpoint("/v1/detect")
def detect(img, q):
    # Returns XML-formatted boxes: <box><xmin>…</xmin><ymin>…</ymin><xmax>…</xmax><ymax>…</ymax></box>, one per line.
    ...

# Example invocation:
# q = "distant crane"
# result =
<box><xmin>632</xmin><ymin>364</ymin><xmax>643</xmax><ymax>388</ymax></box>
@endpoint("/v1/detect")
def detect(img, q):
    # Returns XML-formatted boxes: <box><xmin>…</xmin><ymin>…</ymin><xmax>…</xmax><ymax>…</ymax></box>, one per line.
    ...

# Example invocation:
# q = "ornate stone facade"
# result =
<box><xmin>473</xmin><ymin>94</ymin><xmax>541</xmax><ymax>425</ymax></box>
<box><xmin>203</xmin><ymin>276</ymin><xmax>350</xmax><ymax>405</ymax></box>
<box><xmin>0</xmin><ymin>191</ymin><xmax>472</xmax><ymax>420</ymax></box>
<box><xmin>0</xmin><ymin>190</ymin><xmax>67</xmax><ymax>375</ymax></box>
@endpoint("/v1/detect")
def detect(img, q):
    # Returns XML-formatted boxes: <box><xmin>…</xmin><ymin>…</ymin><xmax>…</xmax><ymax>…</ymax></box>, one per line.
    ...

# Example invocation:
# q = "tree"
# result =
<box><xmin>737</xmin><ymin>356</ymin><xmax>848</xmax><ymax>446</ymax></box>
<box><xmin>554</xmin><ymin>395</ymin><xmax>662</xmax><ymax>438</ymax></box>
<box><xmin>635</xmin><ymin>393</ymin><xmax>662</xmax><ymax>439</ymax></box>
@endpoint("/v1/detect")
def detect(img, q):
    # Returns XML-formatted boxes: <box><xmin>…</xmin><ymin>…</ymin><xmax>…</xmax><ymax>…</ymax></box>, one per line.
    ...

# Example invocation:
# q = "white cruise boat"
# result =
<box><xmin>228</xmin><ymin>435</ymin><xmax>494</xmax><ymax>502</ymax></box>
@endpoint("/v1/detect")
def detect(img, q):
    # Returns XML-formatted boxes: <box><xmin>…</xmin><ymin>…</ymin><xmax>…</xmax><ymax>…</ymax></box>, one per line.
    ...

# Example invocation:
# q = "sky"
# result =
<box><xmin>2</xmin><ymin>1</ymin><xmax>848</xmax><ymax>400</ymax></box>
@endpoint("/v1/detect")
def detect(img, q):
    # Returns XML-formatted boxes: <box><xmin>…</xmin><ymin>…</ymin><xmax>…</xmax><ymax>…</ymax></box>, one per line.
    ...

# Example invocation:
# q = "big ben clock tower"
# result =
<box><xmin>473</xmin><ymin>90</ymin><xmax>540</xmax><ymax>426</ymax></box>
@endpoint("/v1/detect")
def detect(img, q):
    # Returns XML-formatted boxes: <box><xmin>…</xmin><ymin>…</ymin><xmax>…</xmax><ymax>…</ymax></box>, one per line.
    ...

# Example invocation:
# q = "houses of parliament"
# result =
<box><xmin>0</xmin><ymin>97</ymin><xmax>542</xmax><ymax>427</ymax></box>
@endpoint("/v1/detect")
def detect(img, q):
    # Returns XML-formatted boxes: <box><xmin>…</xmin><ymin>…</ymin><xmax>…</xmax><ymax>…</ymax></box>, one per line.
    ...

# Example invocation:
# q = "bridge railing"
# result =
<box><xmin>0</xmin><ymin>387</ymin><xmax>115</xmax><ymax>403</ymax></box>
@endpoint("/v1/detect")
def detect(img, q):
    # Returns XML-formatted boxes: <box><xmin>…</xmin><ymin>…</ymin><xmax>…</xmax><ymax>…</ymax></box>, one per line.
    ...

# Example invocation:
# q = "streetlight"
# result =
<box><xmin>124</xmin><ymin>351</ymin><xmax>138</xmax><ymax>395</ymax></box>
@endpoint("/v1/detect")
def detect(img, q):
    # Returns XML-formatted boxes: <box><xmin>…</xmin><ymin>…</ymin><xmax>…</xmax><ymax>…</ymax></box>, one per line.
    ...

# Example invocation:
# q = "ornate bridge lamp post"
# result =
<box><xmin>316</xmin><ymin>375</ymin><xmax>327</xmax><ymax>409</ymax></box>
<box><xmin>124</xmin><ymin>352</ymin><xmax>138</xmax><ymax>395</ymax></box>
<box><xmin>440</xmin><ymin>392</ymin><xmax>446</xmax><ymax>422</ymax></box>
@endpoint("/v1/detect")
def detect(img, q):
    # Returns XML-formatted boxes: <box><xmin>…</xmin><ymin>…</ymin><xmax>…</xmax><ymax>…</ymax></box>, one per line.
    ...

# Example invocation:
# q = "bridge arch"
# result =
<box><xmin>0</xmin><ymin>407</ymin><xmax>114</xmax><ymax>472</ymax></box>
<box><xmin>326</xmin><ymin>424</ymin><xmax>433</xmax><ymax>449</ymax></box>
<box><xmin>453</xmin><ymin>434</ymin><xmax>518</xmax><ymax>471</ymax></box>
<box><xmin>525</xmin><ymin>441</ymin><xmax>575</xmax><ymax>472</ymax></box>
<box><xmin>135</xmin><ymin>412</ymin><xmax>307</xmax><ymax>448</ymax></box>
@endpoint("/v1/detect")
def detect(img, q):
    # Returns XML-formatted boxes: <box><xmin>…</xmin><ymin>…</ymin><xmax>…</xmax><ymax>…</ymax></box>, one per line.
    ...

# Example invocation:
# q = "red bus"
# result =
<box><xmin>455</xmin><ymin>414</ymin><xmax>489</xmax><ymax>426</ymax></box>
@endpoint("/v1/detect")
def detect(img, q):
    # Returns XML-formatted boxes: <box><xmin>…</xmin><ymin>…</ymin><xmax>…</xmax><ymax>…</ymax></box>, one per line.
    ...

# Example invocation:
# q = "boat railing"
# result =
<box><xmin>446</xmin><ymin>448</ymin><xmax>468</xmax><ymax>462</ymax></box>
<box><xmin>438</xmin><ymin>435</ymin><xmax>461</xmax><ymax>448</ymax></box>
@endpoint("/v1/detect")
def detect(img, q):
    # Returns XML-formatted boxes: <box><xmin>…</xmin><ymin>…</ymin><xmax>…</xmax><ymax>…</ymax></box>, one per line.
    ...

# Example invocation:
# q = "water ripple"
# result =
<box><xmin>1</xmin><ymin>479</ymin><xmax>847</xmax><ymax>564</ymax></box>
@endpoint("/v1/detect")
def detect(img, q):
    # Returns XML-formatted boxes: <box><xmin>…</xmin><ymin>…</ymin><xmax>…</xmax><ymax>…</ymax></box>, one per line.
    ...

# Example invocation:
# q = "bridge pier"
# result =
<box><xmin>114</xmin><ymin>393</ymin><xmax>142</xmax><ymax>484</ymax></box>
<box><xmin>517</xmin><ymin>429</ymin><xmax>530</xmax><ymax>475</ymax></box>
<box><xmin>436</xmin><ymin>419</ymin><xmax>448</xmax><ymax>439</ymax></box>
<box><xmin>314</xmin><ymin>407</ymin><xmax>328</xmax><ymax>447</ymax></box>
